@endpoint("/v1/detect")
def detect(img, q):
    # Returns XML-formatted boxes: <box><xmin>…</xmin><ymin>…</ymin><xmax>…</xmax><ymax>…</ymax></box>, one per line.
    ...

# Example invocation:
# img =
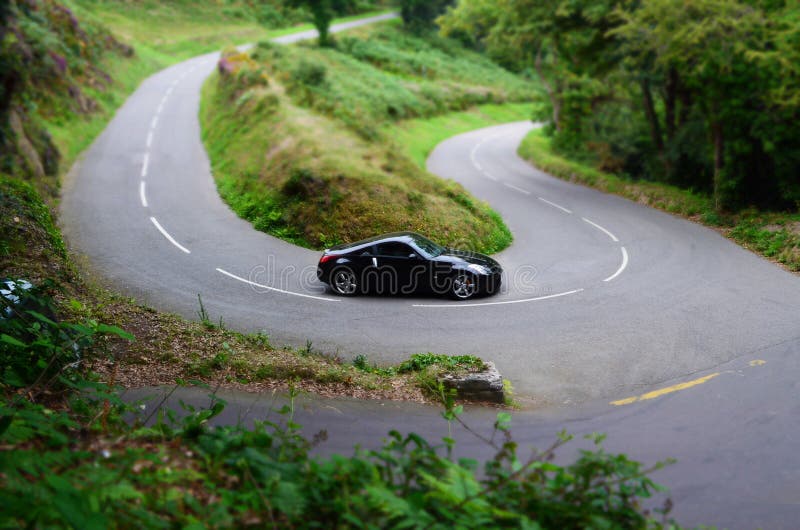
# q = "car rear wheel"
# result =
<box><xmin>331</xmin><ymin>268</ymin><xmax>358</xmax><ymax>296</ymax></box>
<box><xmin>450</xmin><ymin>272</ymin><xmax>477</xmax><ymax>300</ymax></box>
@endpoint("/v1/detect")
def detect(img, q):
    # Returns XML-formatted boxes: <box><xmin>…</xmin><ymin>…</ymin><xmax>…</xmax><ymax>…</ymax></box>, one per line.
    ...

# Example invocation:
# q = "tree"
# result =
<box><xmin>399</xmin><ymin>0</ymin><xmax>454</xmax><ymax>32</ymax></box>
<box><xmin>440</xmin><ymin>0</ymin><xmax>620</xmax><ymax>145</ymax></box>
<box><xmin>286</xmin><ymin>0</ymin><xmax>357</xmax><ymax>47</ymax></box>
<box><xmin>610</xmin><ymin>0</ymin><xmax>768</xmax><ymax>209</ymax></box>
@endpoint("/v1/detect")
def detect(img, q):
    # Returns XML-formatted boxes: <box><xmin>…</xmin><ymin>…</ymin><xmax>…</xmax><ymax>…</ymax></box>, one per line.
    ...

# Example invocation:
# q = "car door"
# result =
<box><xmin>374</xmin><ymin>242</ymin><xmax>417</xmax><ymax>295</ymax></box>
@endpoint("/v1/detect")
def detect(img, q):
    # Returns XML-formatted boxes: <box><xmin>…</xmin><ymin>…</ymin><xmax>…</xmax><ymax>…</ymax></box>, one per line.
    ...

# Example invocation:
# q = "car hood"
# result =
<box><xmin>436</xmin><ymin>249</ymin><xmax>502</xmax><ymax>271</ymax></box>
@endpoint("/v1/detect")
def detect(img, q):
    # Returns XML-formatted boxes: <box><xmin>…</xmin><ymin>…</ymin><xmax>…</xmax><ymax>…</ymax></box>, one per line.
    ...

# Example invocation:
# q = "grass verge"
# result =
<box><xmin>390</xmin><ymin>103</ymin><xmax>538</xmax><ymax>168</ymax></box>
<box><xmin>519</xmin><ymin>128</ymin><xmax>800</xmax><ymax>271</ymax></box>
<box><xmin>1</xmin><ymin>175</ymin><xmax>433</xmax><ymax>401</ymax></box>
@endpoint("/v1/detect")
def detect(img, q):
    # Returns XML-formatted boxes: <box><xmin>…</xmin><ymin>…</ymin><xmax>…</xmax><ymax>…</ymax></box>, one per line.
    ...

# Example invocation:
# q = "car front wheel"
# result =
<box><xmin>331</xmin><ymin>267</ymin><xmax>358</xmax><ymax>296</ymax></box>
<box><xmin>450</xmin><ymin>272</ymin><xmax>477</xmax><ymax>300</ymax></box>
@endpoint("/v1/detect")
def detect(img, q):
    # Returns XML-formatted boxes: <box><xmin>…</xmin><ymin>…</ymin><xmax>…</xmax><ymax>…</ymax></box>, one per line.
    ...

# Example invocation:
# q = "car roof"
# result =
<box><xmin>327</xmin><ymin>232</ymin><xmax>419</xmax><ymax>253</ymax></box>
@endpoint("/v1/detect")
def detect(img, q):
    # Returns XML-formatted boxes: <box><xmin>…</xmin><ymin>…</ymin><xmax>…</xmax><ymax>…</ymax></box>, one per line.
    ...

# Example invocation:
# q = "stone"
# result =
<box><xmin>439</xmin><ymin>361</ymin><xmax>505</xmax><ymax>404</ymax></box>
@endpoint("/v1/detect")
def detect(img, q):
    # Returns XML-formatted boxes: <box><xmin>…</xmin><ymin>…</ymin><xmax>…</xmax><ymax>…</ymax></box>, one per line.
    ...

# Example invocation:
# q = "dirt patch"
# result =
<box><xmin>86</xmin><ymin>292</ymin><xmax>428</xmax><ymax>404</ymax></box>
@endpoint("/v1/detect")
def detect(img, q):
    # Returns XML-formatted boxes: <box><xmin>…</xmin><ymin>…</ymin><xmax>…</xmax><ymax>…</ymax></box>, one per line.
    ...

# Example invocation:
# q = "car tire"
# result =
<box><xmin>331</xmin><ymin>267</ymin><xmax>358</xmax><ymax>296</ymax></box>
<box><xmin>450</xmin><ymin>272</ymin><xmax>477</xmax><ymax>300</ymax></box>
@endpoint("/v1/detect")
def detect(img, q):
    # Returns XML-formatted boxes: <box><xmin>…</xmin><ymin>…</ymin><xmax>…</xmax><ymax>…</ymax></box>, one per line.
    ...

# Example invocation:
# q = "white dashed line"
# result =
<box><xmin>538</xmin><ymin>197</ymin><xmax>572</xmax><ymax>214</ymax></box>
<box><xmin>150</xmin><ymin>217</ymin><xmax>191</xmax><ymax>254</ymax></box>
<box><xmin>151</xmin><ymin>115</ymin><xmax>159</xmax><ymax>130</ymax></box>
<box><xmin>413</xmin><ymin>289</ymin><xmax>584</xmax><ymax>308</ymax></box>
<box><xmin>604</xmin><ymin>247</ymin><xmax>629</xmax><ymax>282</ymax></box>
<box><xmin>503</xmin><ymin>182</ymin><xmax>531</xmax><ymax>195</ymax></box>
<box><xmin>216</xmin><ymin>268</ymin><xmax>340</xmax><ymax>303</ymax></box>
<box><xmin>483</xmin><ymin>171</ymin><xmax>498</xmax><ymax>181</ymax></box>
<box><xmin>582</xmin><ymin>217</ymin><xmax>619</xmax><ymax>242</ymax></box>
<box><xmin>146</xmin><ymin>130</ymin><xmax>153</xmax><ymax>148</ymax></box>
<box><xmin>141</xmin><ymin>153</ymin><xmax>150</xmax><ymax>178</ymax></box>
<box><xmin>139</xmin><ymin>181</ymin><xmax>148</xmax><ymax>207</ymax></box>
<box><xmin>469</xmin><ymin>132</ymin><xmax>503</xmax><ymax>172</ymax></box>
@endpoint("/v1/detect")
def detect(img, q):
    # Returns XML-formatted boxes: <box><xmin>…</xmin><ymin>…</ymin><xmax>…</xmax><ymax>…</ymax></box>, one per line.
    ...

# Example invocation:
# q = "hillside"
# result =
<box><xmin>201</xmin><ymin>24</ymin><xmax>539</xmax><ymax>253</ymax></box>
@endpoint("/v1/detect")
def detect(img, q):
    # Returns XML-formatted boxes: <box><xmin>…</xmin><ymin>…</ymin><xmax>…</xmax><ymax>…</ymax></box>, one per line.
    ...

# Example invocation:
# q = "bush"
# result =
<box><xmin>0</xmin><ymin>383</ymin><xmax>679</xmax><ymax>528</ymax></box>
<box><xmin>0</xmin><ymin>284</ymin><xmax>131</xmax><ymax>390</ymax></box>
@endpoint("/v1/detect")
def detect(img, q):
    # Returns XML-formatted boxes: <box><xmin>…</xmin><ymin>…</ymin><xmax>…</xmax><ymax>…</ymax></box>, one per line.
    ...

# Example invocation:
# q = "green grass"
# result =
<box><xmin>201</xmin><ymin>67</ymin><xmax>513</xmax><ymax>253</ymax></box>
<box><xmin>200</xmin><ymin>26</ymin><xmax>539</xmax><ymax>254</ymax></box>
<box><xmin>391</xmin><ymin>103</ymin><xmax>538</xmax><ymax>167</ymax></box>
<box><xmin>519</xmin><ymin>128</ymin><xmax>800</xmax><ymax>271</ymax></box>
<box><xmin>254</xmin><ymin>26</ymin><xmax>537</xmax><ymax>140</ymax></box>
<box><xmin>48</xmin><ymin>2</ymin><xmax>392</xmax><ymax>185</ymax></box>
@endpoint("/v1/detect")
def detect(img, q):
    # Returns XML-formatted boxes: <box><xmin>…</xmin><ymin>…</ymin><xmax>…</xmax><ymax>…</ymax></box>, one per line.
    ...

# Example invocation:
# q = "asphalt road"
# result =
<box><xmin>61</xmin><ymin>16</ymin><xmax>800</xmax><ymax>528</ymax></box>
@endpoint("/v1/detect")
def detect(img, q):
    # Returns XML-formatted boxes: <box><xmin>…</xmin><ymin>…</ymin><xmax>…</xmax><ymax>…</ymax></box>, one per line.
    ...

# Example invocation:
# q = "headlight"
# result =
<box><xmin>467</xmin><ymin>263</ymin><xmax>490</xmax><ymax>275</ymax></box>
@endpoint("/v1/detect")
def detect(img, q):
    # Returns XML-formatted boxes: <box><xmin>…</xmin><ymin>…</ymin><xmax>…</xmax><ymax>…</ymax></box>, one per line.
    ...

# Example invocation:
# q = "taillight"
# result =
<box><xmin>319</xmin><ymin>254</ymin><xmax>336</xmax><ymax>264</ymax></box>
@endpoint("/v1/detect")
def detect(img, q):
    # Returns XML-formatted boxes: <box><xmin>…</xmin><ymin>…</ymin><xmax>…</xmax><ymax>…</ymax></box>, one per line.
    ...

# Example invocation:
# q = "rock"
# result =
<box><xmin>439</xmin><ymin>361</ymin><xmax>505</xmax><ymax>404</ymax></box>
<box><xmin>9</xmin><ymin>109</ymin><xmax>45</xmax><ymax>180</ymax></box>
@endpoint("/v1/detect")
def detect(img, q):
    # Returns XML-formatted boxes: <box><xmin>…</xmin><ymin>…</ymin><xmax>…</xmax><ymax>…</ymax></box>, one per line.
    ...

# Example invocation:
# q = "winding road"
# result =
<box><xmin>61</xmin><ymin>15</ymin><xmax>800</xmax><ymax>528</ymax></box>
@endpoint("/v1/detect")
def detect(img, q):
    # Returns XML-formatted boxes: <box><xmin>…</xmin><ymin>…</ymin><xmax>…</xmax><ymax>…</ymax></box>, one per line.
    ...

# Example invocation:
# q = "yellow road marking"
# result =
<box><xmin>749</xmin><ymin>359</ymin><xmax>766</xmax><ymax>367</ymax></box>
<box><xmin>611</xmin><ymin>373</ymin><xmax>720</xmax><ymax>406</ymax></box>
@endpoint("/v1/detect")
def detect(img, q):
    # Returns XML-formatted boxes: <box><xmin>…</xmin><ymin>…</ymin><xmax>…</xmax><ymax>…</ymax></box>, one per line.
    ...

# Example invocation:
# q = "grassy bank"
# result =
<box><xmin>200</xmin><ymin>25</ymin><xmax>540</xmax><ymax>253</ymax></box>
<box><xmin>3</xmin><ymin>0</ymin><xmax>490</xmax><ymax>401</ymax></box>
<box><xmin>0</xmin><ymin>175</ymin><xmax>439</xmax><ymax>401</ymax></box>
<box><xmin>519</xmin><ymin>128</ymin><xmax>800</xmax><ymax>271</ymax></box>
<box><xmin>391</xmin><ymin>103</ymin><xmax>537</xmax><ymax>168</ymax></box>
<box><xmin>48</xmin><ymin>1</ymin><xmax>391</xmax><ymax>191</ymax></box>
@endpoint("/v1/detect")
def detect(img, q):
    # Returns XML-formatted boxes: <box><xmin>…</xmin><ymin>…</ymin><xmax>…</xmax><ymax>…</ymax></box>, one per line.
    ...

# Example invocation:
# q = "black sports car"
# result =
<box><xmin>316</xmin><ymin>232</ymin><xmax>502</xmax><ymax>300</ymax></box>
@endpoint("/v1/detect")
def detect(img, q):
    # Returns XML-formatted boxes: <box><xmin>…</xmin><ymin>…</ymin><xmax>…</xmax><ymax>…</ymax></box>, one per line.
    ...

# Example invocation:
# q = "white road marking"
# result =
<box><xmin>139</xmin><ymin>181</ymin><xmax>148</xmax><ymax>207</ymax></box>
<box><xmin>150</xmin><ymin>217</ymin><xmax>191</xmax><ymax>254</ymax></box>
<box><xmin>413</xmin><ymin>288</ymin><xmax>584</xmax><ymax>308</ymax></box>
<box><xmin>604</xmin><ymin>247</ymin><xmax>629</xmax><ymax>282</ymax></box>
<box><xmin>141</xmin><ymin>153</ymin><xmax>150</xmax><ymax>178</ymax></box>
<box><xmin>483</xmin><ymin>170</ymin><xmax>498</xmax><ymax>181</ymax></box>
<box><xmin>146</xmin><ymin>130</ymin><xmax>153</xmax><ymax>148</ymax></box>
<box><xmin>469</xmin><ymin>132</ymin><xmax>503</xmax><ymax>172</ymax></box>
<box><xmin>582</xmin><ymin>217</ymin><xmax>619</xmax><ymax>242</ymax></box>
<box><xmin>503</xmin><ymin>182</ymin><xmax>531</xmax><ymax>195</ymax></box>
<box><xmin>151</xmin><ymin>114</ymin><xmax>159</xmax><ymax>129</ymax></box>
<box><xmin>216</xmin><ymin>268</ymin><xmax>340</xmax><ymax>303</ymax></box>
<box><xmin>538</xmin><ymin>197</ymin><xmax>572</xmax><ymax>214</ymax></box>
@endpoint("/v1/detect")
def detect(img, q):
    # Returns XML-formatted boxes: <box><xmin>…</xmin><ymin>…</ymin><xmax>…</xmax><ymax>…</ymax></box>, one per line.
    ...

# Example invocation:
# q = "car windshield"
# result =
<box><xmin>411</xmin><ymin>234</ymin><xmax>445</xmax><ymax>257</ymax></box>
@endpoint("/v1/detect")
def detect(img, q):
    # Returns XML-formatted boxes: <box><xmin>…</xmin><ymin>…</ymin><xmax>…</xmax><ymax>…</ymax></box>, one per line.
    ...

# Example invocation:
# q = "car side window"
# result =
<box><xmin>358</xmin><ymin>245</ymin><xmax>376</xmax><ymax>257</ymax></box>
<box><xmin>376</xmin><ymin>242</ymin><xmax>413</xmax><ymax>258</ymax></box>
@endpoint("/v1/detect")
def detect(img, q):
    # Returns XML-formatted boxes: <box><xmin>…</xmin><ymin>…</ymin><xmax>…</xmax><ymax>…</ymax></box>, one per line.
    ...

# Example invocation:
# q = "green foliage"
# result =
<box><xmin>0</xmin><ymin>0</ymin><xmax>132</xmax><ymax>195</ymax></box>
<box><xmin>442</xmin><ymin>0</ymin><xmax>800</xmax><ymax>214</ymax></box>
<box><xmin>399</xmin><ymin>0</ymin><xmax>453</xmax><ymax>32</ymax></box>
<box><xmin>0</xmin><ymin>286</ymin><xmax>679</xmax><ymax>528</ymax></box>
<box><xmin>0</xmin><ymin>176</ymin><xmax>66</xmax><ymax>261</ymax></box>
<box><xmin>256</xmin><ymin>25</ymin><xmax>535</xmax><ymax>138</ymax></box>
<box><xmin>352</xmin><ymin>352</ymin><xmax>486</xmax><ymax>379</ymax></box>
<box><xmin>201</xmin><ymin>33</ymin><xmax>517</xmax><ymax>254</ymax></box>
<box><xmin>398</xmin><ymin>352</ymin><xmax>485</xmax><ymax>373</ymax></box>
<box><xmin>519</xmin><ymin>126</ymin><xmax>800</xmax><ymax>271</ymax></box>
<box><xmin>0</xmin><ymin>284</ymin><xmax>132</xmax><ymax>391</ymax></box>
<box><xmin>1</xmin><ymin>380</ymin><xmax>679</xmax><ymax>528</ymax></box>
<box><xmin>286</xmin><ymin>0</ymin><xmax>382</xmax><ymax>46</ymax></box>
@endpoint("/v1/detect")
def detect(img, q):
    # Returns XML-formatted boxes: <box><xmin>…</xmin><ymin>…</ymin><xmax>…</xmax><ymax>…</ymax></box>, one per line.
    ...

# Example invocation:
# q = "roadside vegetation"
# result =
<box><xmin>200</xmin><ymin>22</ymin><xmax>538</xmax><ymax>252</ymax></box>
<box><xmin>1</xmin><ymin>146</ymin><xmax>678</xmax><ymax>530</ymax></box>
<box><xmin>0</xmin><ymin>2</ymin><xmax>691</xmax><ymax>525</ymax></box>
<box><xmin>391</xmin><ymin>102</ymin><xmax>536</xmax><ymax>168</ymax></box>
<box><xmin>520</xmin><ymin>129</ymin><xmax>800</xmax><ymax>271</ymax></box>
<box><xmin>441</xmin><ymin>0</ymin><xmax>800</xmax><ymax>273</ymax></box>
